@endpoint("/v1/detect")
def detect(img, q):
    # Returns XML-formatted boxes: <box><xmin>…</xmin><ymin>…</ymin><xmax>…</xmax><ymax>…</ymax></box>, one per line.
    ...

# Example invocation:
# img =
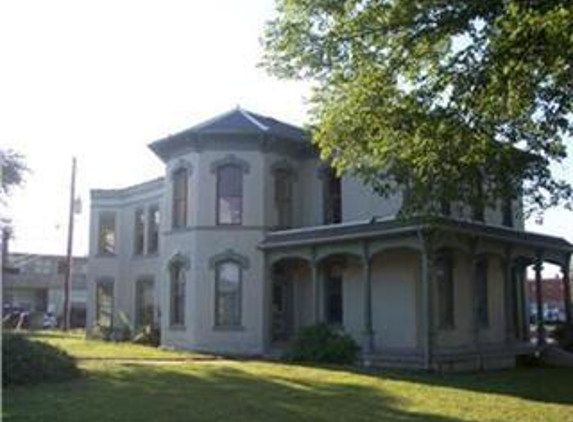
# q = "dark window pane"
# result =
<box><xmin>326</xmin><ymin>274</ymin><xmax>343</xmax><ymax>325</ymax></box>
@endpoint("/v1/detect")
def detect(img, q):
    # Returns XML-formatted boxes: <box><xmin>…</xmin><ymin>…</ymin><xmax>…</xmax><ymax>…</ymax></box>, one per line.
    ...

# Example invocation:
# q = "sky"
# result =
<box><xmin>1</xmin><ymin>0</ymin><xmax>572</xmax><ymax>276</ymax></box>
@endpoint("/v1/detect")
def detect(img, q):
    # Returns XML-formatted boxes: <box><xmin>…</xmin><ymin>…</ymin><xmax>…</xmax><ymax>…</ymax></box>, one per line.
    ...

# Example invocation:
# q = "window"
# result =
<box><xmin>502</xmin><ymin>199</ymin><xmax>513</xmax><ymax>227</ymax></box>
<box><xmin>215</xmin><ymin>261</ymin><xmax>242</xmax><ymax>327</ymax></box>
<box><xmin>98</xmin><ymin>212</ymin><xmax>116</xmax><ymax>255</ymax></box>
<box><xmin>475</xmin><ymin>258</ymin><xmax>489</xmax><ymax>328</ymax></box>
<box><xmin>217</xmin><ymin>165</ymin><xmax>243</xmax><ymax>225</ymax></box>
<box><xmin>436</xmin><ymin>253</ymin><xmax>454</xmax><ymax>329</ymax></box>
<box><xmin>172</xmin><ymin>168</ymin><xmax>188</xmax><ymax>229</ymax></box>
<box><xmin>325</xmin><ymin>270</ymin><xmax>343</xmax><ymax>326</ymax></box>
<box><xmin>274</xmin><ymin>169</ymin><xmax>293</xmax><ymax>228</ymax></box>
<box><xmin>134</xmin><ymin>209</ymin><xmax>145</xmax><ymax>255</ymax></box>
<box><xmin>147</xmin><ymin>205</ymin><xmax>160</xmax><ymax>254</ymax></box>
<box><xmin>169</xmin><ymin>261</ymin><xmax>186</xmax><ymax>326</ymax></box>
<box><xmin>135</xmin><ymin>278</ymin><xmax>154</xmax><ymax>328</ymax></box>
<box><xmin>95</xmin><ymin>279</ymin><xmax>114</xmax><ymax>328</ymax></box>
<box><xmin>323</xmin><ymin>168</ymin><xmax>341</xmax><ymax>224</ymax></box>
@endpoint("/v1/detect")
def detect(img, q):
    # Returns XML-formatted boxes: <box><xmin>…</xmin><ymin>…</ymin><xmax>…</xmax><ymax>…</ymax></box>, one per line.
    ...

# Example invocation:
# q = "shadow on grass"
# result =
<box><xmin>4</xmin><ymin>363</ymin><xmax>473</xmax><ymax>422</ymax></box>
<box><xmin>371</xmin><ymin>365</ymin><xmax>573</xmax><ymax>406</ymax></box>
<box><xmin>294</xmin><ymin>361</ymin><xmax>573</xmax><ymax>407</ymax></box>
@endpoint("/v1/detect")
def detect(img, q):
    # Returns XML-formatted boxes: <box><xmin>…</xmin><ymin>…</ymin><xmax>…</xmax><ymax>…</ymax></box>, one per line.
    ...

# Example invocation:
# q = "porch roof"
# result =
<box><xmin>260</xmin><ymin>216</ymin><xmax>573</xmax><ymax>253</ymax></box>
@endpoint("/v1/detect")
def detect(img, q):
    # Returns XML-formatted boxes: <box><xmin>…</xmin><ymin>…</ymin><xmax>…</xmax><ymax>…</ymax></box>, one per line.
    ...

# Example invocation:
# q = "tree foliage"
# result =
<box><xmin>262</xmin><ymin>0</ymin><xmax>573</xmax><ymax>217</ymax></box>
<box><xmin>1</xmin><ymin>149</ymin><xmax>28</xmax><ymax>202</ymax></box>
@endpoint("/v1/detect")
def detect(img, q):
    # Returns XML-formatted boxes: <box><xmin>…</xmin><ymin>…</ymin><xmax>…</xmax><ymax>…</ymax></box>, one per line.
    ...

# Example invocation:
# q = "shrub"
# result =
<box><xmin>284</xmin><ymin>324</ymin><xmax>360</xmax><ymax>364</ymax></box>
<box><xmin>3</xmin><ymin>333</ymin><xmax>80</xmax><ymax>387</ymax></box>
<box><xmin>132</xmin><ymin>325</ymin><xmax>161</xmax><ymax>347</ymax></box>
<box><xmin>553</xmin><ymin>322</ymin><xmax>573</xmax><ymax>352</ymax></box>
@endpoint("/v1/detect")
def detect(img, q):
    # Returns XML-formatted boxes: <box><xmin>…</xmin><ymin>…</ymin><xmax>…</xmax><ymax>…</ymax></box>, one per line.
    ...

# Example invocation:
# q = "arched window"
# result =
<box><xmin>217</xmin><ymin>165</ymin><xmax>243</xmax><ymax>225</ymax></box>
<box><xmin>215</xmin><ymin>261</ymin><xmax>242</xmax><ymax>327</ymax></box>
<box><xmin>169</xmin><ymin>260</ymin><xmax>186</xmax><ymax>327</ymax></box>
<box><xmin>172</xmin><ymin>167</ymin><xmax>188</xmax><ymax>229</ymax></box>
<box><xmin>274</xmin><ymin>169</ymin><xmax>293</xmax><ymax>229</ymax></box>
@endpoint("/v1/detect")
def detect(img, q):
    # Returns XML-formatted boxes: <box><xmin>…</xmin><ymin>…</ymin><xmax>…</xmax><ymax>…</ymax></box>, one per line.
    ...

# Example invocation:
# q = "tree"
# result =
<box><xmin>262</xmin><ymin>0</ymin><xmax>573</xmax><ymax>217</ymax></box>
<box><xmin>1</xmin><ymin>149</ymin><xmax>27</xmax><ymax>202</ymax></box>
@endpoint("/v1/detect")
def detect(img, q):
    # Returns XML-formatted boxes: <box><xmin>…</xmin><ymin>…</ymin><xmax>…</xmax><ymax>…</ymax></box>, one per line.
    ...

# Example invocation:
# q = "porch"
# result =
<box><xmin>260</xmin><ymin>216</ymin><xmax>573</xmax><ymax>370</ymax></box>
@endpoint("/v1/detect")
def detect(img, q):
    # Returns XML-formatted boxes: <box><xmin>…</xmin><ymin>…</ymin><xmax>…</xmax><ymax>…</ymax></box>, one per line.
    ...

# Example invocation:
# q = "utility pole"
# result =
<box><xmin>63</xmin><ymin>157</ymin><xmax>77</xmax><ymax>331</ymax></box>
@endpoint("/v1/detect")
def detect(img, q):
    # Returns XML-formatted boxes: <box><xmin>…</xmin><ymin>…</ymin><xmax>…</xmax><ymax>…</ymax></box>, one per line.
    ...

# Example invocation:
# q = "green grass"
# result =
<box><xmin>3</xmin><ymin>332</ymin><xmax>573</xmax><ymax>422</ymax></box>
<box><xmin>19</xmin><ymin>331</ymin><xmax>199</xmax><ymax>360</ymax></box>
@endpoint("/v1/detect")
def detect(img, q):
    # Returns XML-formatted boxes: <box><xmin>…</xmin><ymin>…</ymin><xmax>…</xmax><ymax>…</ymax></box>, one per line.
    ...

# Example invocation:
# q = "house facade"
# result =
<box><xmin>87</xmin><ymin>108</ymin><xmax>573</xmax><ymax>371</ymax></box>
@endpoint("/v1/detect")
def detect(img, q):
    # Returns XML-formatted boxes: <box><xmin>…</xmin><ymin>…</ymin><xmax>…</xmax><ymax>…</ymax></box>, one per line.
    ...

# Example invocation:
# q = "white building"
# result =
<box><xmin>87</xmin><ymin>108</ymin><xmax>573</xmax><ymax>371</ymax></box>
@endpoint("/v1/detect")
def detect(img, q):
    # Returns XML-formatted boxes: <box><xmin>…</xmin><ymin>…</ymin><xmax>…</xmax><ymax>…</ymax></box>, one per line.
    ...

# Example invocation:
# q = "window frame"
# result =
<box><xmin>97</xmin><ymin>212</ymin><xmax>116</xmax><ymax>255</ymax></box>
<box><xmin>95</xmin><ymin>278</ymin><xmax>114</xmax><ymax>328</ymax></box>
<box><xmin>134</xmin><ymin>277</ymin><xmax>155</xmax><ymax>329</ymax></box>
<box><xmin>322</xmin><ymin>168</ymin><xmax>342</xmax><ymax>225</ymax></box>
<box><xmin>274</xmin><ymin>168</ymin><xmax>294</xmax><ymax>229</ymax></box>
<box><xmin>216</xmin><ymin>164</ymin><xmax>243</xmax><ymax>226</ymax></box>
<box><xmin>147</xmin><ymin>205</ymin><xmax>160</xmax><ymax>254</ymax></box>
<box><xmin>133</xmin><ymin>208</ymin><xmax>145</xmax><ymax>256</ymax></box>
<box><xmin>214</xmin><ymin>260</ymin><xmax>243</xmax><ymax>329</ymax></box>
<box><xmin>169</xmin><ymin>261</ymin><xmax>186</xmax><ymax>328</ymax></box>
<box><xmin>171</xmin><ymin>167</ymin><xmax>188</xmax><ymax>229</ymax></box>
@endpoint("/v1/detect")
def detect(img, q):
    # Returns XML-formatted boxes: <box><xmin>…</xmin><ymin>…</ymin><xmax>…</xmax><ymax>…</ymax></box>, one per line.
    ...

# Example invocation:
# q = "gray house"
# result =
<box><xmin>87</xmin><ymin>107</ymin><xmax>573</xmax><ymax>371</ymax></box>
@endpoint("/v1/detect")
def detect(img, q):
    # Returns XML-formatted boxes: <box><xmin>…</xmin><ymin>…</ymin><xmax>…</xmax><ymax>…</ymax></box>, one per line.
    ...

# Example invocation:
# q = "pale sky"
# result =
<box><xmin>1</xmin><ymin>1</ymin><xmax>572</xmax><ymax>275</ymax></box>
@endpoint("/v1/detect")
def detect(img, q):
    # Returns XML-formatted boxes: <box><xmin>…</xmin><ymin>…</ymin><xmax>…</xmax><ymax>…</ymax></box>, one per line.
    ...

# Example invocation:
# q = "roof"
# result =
<box><xmin>261</xmin><ymin>216</ymin><xmax>573</xmax><ymax>254</ymax></box>
<box><xmin>149</xmin><ymin>107</ymin><xmax>311</xmax><ymax>160</ymax></box>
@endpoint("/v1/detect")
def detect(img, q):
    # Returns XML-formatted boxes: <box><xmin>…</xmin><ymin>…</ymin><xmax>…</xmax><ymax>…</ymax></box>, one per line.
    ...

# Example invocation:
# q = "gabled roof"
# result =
<box><xmin>149</xmin><ymin>107</ymin><xmax>311</xmax><ymax>161</ymax></box>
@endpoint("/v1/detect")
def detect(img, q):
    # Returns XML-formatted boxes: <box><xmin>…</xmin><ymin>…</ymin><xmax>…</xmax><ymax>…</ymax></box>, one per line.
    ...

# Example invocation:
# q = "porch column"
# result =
<box><xmin>362</xmin><ymin>241</ymin><xmax>374</xmax><ymax>354</ymax></box>
<box><xmin>563</xmin><ymin>253</ymin><xmax>572</xmax><ymax>324</ymax></box>
<box><xmin>311</xmin><ymin>247</ymin><xmax>320</xmax><ymax>324</ymax></box>
<box><xmin>420</xmin><ymin>231</ymin><xmax>434</xmax><ymax>370</ymax></box>
<box><xmin>534</xmin><ymin>250</ymin><xmax>546</xmax><ymax>346</ymax></box>
<box><xmin>503</xmin><ymin>246</ymin><xmax>514</xmax><ymax>344</ymax></box>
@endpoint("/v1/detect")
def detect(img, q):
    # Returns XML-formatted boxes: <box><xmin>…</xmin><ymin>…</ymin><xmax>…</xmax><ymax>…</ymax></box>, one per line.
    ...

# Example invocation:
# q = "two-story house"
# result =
<box><xmin>87</xmin><ymin>107</ymin><xmax>573</xmax><ymax>371</ymax></box>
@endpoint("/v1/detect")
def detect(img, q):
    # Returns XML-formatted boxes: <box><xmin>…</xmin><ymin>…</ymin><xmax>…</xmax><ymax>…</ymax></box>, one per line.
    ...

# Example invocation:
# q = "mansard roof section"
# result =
<box><xmin>91</xmin><ymin>177</ymin><xmax>164</xmax><ymax>202</ymax></box>
<box><xmin>148</xmin><ymin>107</ymin><xmax>315</xmax><ymax>161</ymax></box>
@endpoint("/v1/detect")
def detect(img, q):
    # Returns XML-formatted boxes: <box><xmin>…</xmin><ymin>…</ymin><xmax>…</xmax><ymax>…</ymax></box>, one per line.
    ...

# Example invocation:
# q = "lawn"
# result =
<box><xmin>3</xmin><ymin>332</ymin><xmax>573</xmax><ymax>422</ymax></box>
<box><xmin>20</xmin><ymin>331</ymin><xmax>200</xmax><ymax>360</ymax></box>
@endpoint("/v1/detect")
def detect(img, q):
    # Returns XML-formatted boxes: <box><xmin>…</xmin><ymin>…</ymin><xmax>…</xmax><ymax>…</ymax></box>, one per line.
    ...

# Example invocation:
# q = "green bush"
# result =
<box><xmin>284</xmin><ymin>324</ymin><xmax>360</xmax><ymax>364</ymax></box>
<box><xmin>3</xmin><ymin>333</ymin><xmax>80</xmax><ymax>387</ymax></box>
<box><xmin>553</xmin><ymin>322</ymin><xmax>573</xmax><ymax>352</ymax></box>
<box><xmin>132</xmin><ymin>325</ymin><xmax>161</xmax><ymax>347</ymax></box>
